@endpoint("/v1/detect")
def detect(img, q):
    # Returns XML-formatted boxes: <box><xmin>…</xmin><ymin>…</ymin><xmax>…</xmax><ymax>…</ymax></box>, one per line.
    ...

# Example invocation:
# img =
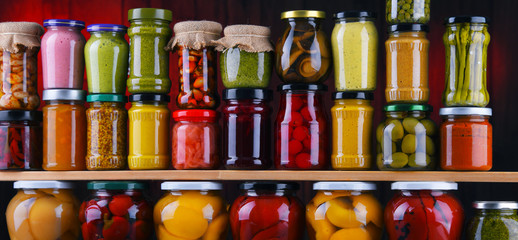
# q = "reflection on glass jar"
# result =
<box><xmin>467</xmin><ymin>201</ymin><xmax>518</xmax><ymax>240</ymax></box>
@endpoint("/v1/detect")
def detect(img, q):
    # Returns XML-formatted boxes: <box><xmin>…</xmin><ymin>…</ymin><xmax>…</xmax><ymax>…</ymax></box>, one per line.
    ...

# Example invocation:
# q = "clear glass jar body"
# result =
<box><xmin>220</xmin><ymin>47</ymin><xmax>272</xmax><ymax>88</ymax></box>
<box><xmin>467</xmin><ymin>209</ymin><xmax>518</xmax><ymax>240</ymax></box>
<box><xmin>0</xmin><ymin>119</ymin><xmax>42</xmax><ymax>170</ymax></box>
<box><xmin>386</xmin><ymin>0</ymin><xmax>431</xmax><ymax>24</ymax></box>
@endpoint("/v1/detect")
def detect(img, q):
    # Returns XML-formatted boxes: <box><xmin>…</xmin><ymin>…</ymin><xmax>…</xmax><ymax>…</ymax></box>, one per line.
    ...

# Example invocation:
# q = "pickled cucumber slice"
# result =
<box><xmin>402</xmin><ymin>117</ymin><xmax>419</xmax><ymax>134</ymax></box>
<box><xmin>420</xmin><ymin>119</ymin><xmax>436</xmax><ymax>136</ymax></box>
<box><xmin>389</xmin><ymin>152</ymin><xmax>408</xmax><ymax>169</ymax></box>
<box><xmin>408</xmin><ymin>153</ymin><xmax>431</xmax><ymax>168</ymax></box>
<box><xmin>401</xmin><ymin>134</ymin><xmax>416</xmax><ymax>154</ymax></box>
<box><xmin>387</xmin><ymin>120</ymin><xmax>404</xmax><ymax>141</ymax></box>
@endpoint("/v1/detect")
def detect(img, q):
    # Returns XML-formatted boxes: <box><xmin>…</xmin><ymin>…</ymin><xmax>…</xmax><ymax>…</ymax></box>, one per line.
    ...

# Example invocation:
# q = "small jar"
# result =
<box><xmin>172</xmin><ymin>110</ymin><xmax>219</xmax><ymax>170</ymax></box>
<box><xmin>86</xmin><ymin>94</ymin><xmax>128</xmax><ymax>170</ymax></box>
<box><xmin>275</xmin><ymin>10</ymin><xmax>332</xmax><ymax>83</ymax></box>
<box><xmin>376</xmin><ymin>104</ymin><xmax>437</xmax><ymax>170</ymax></box>
<box><xmin>230</xmin><ymin>182</ymin><xmax>305</xmax><ymax>240</ymax></box>
<box><xmin>467</xmin><ymin>201</ymin><xmax>518</xmax><ymax>240</ymax></box>
<box><xmin>43</xmin><ymin>89</ymin><xmax>87</xmax><ymax>170</ymax></box>
<box><xmin>307</xmin><ymin>182</ymin><xmax>383</xmax><ymax>240</ymax></box>
<box><xmin>128</xmin><ymin>94</ymin><xmax>170</xmax><ymax>170</ymax></box>
<box><xmin>385</xmin><ymin>182</ymin><xmax>464</xmax><ymax>240</ymax></box>
<box><xmin>80</xmin><ymin>181</ymin><xmax>153</xmax><ymax>240</ymax></box>
<box><xmin>386</xmin><ymin>0</ymin><xmax>430</xmax><ymax>24</ymax></box>
<box><xmin>6</xmin><ymin>181</ymin><xmax>80</xmax><ymax>240</ymax></box>
<box><xmin>386</xmin><ymin>24</ymin><xmax>429</xmax><ymax>103</ymax></box>
<box><xmin>42</xmin><ymin>19</ymin><xmax>86</xmax><ymax>89</ymax></box>
<box><xmin>156</xmin><ymin>182</ymin><xmax>229</xmax><ymax>240</ymax></box>
<box><xmin>223</xmin><ymin>89</ymin><xmax>272</xmax><ymax>170</ymax></box>
<box><xmin>440</xmin><ymin>107</ymin><xmax>492</xmax><ymax>171</ymax></box>
<box><xmin>331</xmin><ymin>92</ymin><xmax>374</xmax><ymax>170</ymax></box>
<box><xmin>275</xmin><ymin>84</ymin><xmax>328</xmax><ymax>170</ymax></box>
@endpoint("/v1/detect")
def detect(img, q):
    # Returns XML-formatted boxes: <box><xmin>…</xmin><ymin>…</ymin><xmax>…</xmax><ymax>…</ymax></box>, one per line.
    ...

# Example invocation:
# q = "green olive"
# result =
<box><xmin>402</xmin><ymin>117</ymin><xmax>420</xmax><ymax>134</ymax></box>
<box><xmin>381</xmin><ymin>141</ymin><xmax>397</xmax><ymax>153</ymax></box>
<box><xmin>387</xmin><ymin>120</ymin><xmax>404</xmax><ymax>141</ymax></box>
<box><xmin>401</xmin><ymin>134</ymin><xmax>416</xmax><ymax>154</ymax></box>
<box><xmin>390</xmin><ymin>152</ymin><xmax>409</xmax><ymax>168</ymax></box>
<box><xmin>426</xmin><ymin>136</ymin><xmax>435</xmax><ymax>155</ymax></box>
<box><xmin>376</xmin><ymin>124</ymin><xmax>384</xmax><ymax>143</ymax></box>
<box><xmin>408</xmin><ymin>153</ymin><xmax>431</xmax><ymax>168</ymax></box>
<box><xmin>420</xmin><ymin>119</ymin><xmax>436</xmax><ymax>136</ymax></box>
<box><xmin>376</xmin><ymin>153</ymin><xmax>384</xmax><ymax>170</ymax></box>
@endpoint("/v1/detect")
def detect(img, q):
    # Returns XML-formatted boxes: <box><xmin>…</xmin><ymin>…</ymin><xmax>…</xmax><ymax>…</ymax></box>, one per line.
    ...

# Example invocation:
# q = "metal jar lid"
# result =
<box><xmin>42</xmin><ymin>89</ymin><xmax>86</xmax><ymax>101</ymax></box>
<box><xmin>14</xmin><ymin>181</ymin><xmax>73</xmax><ymax>189</ymax></box>
<box><xmin>313</xmin><ymin>182</ymin><xmax>377</xmax><ymax>191</ymax></box>
<box><xmin>473</xmin><ymin>201</ymin><xmax>518</xmax><ymax>210</ymax></box>
<box><xmin>161</xmin><ymin>181</ymin><xmax>222</xmax><ymax>190</ymax></box>
<box><xmin>439</xmin><ymin>107</ymin><xmax>492</xmax><ymax>116</ymax></box>
<box><xmin>392</xmin><ymin>181</ymin><xmax>458</xmax><ymax>190</ymax></box>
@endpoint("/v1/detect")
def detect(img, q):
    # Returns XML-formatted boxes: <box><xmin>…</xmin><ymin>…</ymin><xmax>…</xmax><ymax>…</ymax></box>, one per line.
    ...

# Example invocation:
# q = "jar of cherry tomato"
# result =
<box><xmin>80</xmin><ymin>181</ymin><xmax>153</xmax><ymax>240</ymax></box>
<box><xmin>275</xmin><ymin>84</ymin><xmax>328</xmax><ymax>169</ymax></box>
<box><xmin>223</xmin><ymin>89</ymin><xmax>272</xmax><ymax>170</ymax></box>
<box><xmin>385</xmin><ymin>182</ymin><xmax>464</xmax><ymax>240</ymax></box>
<box><xmin>230</xmin><ymin>182</ymin><xmax>305</xmax><ymax>240</ymax></box>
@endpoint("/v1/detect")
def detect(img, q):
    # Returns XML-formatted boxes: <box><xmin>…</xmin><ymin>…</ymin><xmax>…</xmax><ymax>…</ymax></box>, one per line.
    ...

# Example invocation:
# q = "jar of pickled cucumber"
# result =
<box><xmin>386</xmin><ymin>0</ymin><xmax>431</xmax><ymax>24</ymax></box>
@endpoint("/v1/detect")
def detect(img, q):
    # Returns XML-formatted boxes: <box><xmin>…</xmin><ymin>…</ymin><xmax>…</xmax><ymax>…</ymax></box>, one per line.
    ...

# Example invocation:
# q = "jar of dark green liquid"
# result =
<box><xmin>467</xmin><ymin>201</ymin><xmax>518</xmax><ymax>240</ymax></box>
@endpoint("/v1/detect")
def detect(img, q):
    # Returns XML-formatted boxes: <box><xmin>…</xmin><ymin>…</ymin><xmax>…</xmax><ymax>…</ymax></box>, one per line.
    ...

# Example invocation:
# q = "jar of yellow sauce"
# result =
<box><xmin>331</xmin><ymin>92</ymin><xmax>373</xmax><ymax>170</ymax></box>
<box><xmin>128</xmin><ymin>94</ymin><xmax>170</xmax><ymax>169</ymax></box>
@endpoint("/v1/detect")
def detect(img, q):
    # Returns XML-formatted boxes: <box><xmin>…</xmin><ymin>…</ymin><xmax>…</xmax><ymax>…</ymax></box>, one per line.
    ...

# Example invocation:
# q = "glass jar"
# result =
<box><xmin>221</xmin><ymin>47</ymin><xmax>272</xmax><ymax>88</ymax></box>
<box><xmin>86</xmin><ymin>94</ymin><xmax>128</xmax><ymax>170</ymax></box>
<box><xmin>443</xmin><ymin>16</ymin><xmax>490</xmax><ymax>107</ymax></box>
<box><xmin>331</xmin><ymin>11</ymin><xmax>378</xmax><ymax>91</ymax></box>
<box><xmin>80</xmin><ymin>181</ymin><xmax>153</xmax><ymax>240</ymax></box>
<box><xmin>385</xmin><ymin>182</ymin><xmax>464</xmax><ymax>240</ymax></box>
<box><xmin>85</xmin><ymin>24</ymin><xmax>129</xmax><ymax>94</ymax></box>
<box><xmin>275</xmin><ymin>10</ymin><xmax>332</xmax><ymax>83</ymax></box>
<box><xmin>386</xmin><ymin>24</ymin><xmax>429</xmax><ymax>103</ymax></box>
<box><xmin>386</xmin><ymin>0</ymin><xmax>430</xmax><ymax>24</ymax></box>
<box><xmin>155</xmin><ymin>181</ymin><xmax>228</xmax><ymax>240</ymax></box>
<box><xmin>127</xmin><ymin>8</ymin><xmax>172</xmax><ymax>94</ymax></box>
<box><xmin>440</xmin><ymin>107</ymin><xmax>492</xmax><ymax>171</ymax></box>
<box><xmin>467</xmin><ymin>201</ymin><xmax>518</xmax><ymax>240</ymax></box>
<box><xmin>43</xmin><ymin>89</ymin><xmax>87</xmax><ymax>170</ymax></box>
<box><xmin>42</xmin><ymin>19</ymin><xmax>86</xmax><ymax>89</ymax></box>
<box><xmin>331</xmin><ymin>92</ymin><xmax>374</xmax><ymax>170</ymax></box>
<box><xmin>6</xmin><ymin>181</ymin><xmax>79</xmax><ymax>240</ymax></box>
<box><xmin>275</xmin><ymin>84</ymin><xmax>328</xmax><ymax>170</ymax></box>
<box><xmin>230</xmin><ymin>182</ymin><xmax>305</xmax><ymax>240</ymax></box>
<box><xmin>307</xmin><ymin>182</ymin><xmax>383</xmax><ymax>240</ymax></box>
<box><xmin>376</xmin><ymin>104</ymin><xmax>437</xmax><ymax>170</ymax></box>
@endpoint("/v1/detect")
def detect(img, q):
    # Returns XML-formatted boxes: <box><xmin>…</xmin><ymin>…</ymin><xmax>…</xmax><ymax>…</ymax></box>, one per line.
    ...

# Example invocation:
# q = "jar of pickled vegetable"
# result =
<box><xmin>385</xmin><ymin>182</ymin><xmax>464</xmax><ymax>240</ymax></box>
<box><xmin>376</xmin><ymin>104</ymin><xmax>437</xmax><ymax>170</ymax></box>
<box><xmin>80</xmin><ymin>181</ymin><xmax>153</xmax><ymax>240</ymax></box>
<box><xmin>275</xmin><ymin>84</ymin><xmax>328</xmax><ymax>170</ymax></box>
<box><xmin>386</xmin><ymin>0</ymin><xmax>430</xmax><ymax>24</ymax></box>
<box><xmin>43</xmin><ymin>89</ymin><xmax>87</xmax><ymax>170</ymax></box>
<box><xmin>467</xmin><ymin>201</ymin><xmax>518</xmax><ymax>240</ymax></box>
<box><xmin>307</xmin><ymin>182</ymin><xmax>383</xmax><ymax>240</ymax></box>
<box><xmin>386</xmin><ymin>24</ymin><xmax>429</xmax><ymax>103</ymax></box>
<box><xmin>86</xmin><ymin>94</ymin><xmax>127</xmax><ymax>170</ymax></box>
<box><xmin>443</xmin><ymin>16</ymin><xmax>490</xmax><ymax>107</ymax></box>
<box><xmin>155</xmin><ymin>181</ymin><xmax>228</xmax><ymax>240</ymax></box>
<box><xmin>6</xmin><ymin>181</ymin><xmax>80</xmax><ymax>240</ymax></box>
<box><xmin>331</xmin><ymin>92</ymin><xmax>373</xmax><ymax>170</ymax></box>
<box><xmin>230</xmin><ymin>182</ymin><xmax>305</xmax><ymax>240</ymax></box>
<box><xmin>275</xmin><ymin>10</ymin><xmax>332</xmax><ymax>83</ymax></box>
<box><xmin>440</xmin><ymin>107</ymin><xmax>492</xmax><ymax>171</ymax></box>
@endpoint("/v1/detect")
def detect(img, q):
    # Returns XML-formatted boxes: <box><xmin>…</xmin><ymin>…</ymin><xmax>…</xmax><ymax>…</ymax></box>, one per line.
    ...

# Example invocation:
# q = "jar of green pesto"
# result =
<box><xmin>467</xmin><ymin>201</ymin><xmax>518</xmax><ymax>240</ymax></box>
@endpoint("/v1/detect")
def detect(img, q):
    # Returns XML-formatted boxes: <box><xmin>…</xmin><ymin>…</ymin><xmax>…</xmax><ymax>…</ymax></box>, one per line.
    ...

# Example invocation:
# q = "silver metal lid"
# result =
<box><xmin>161</xmin><ymin>181</ymin><xmax>222</xmax><ymax>190</ymax></box>
<box><xmin>392</xmin><ymin>181</ymin><xmax>458</xmax><ymax>190</ymax></box>
<box><xmin>473</xmin><ymin>201</ymin><xmax>518</xmax><ymax>210</ymax></box>
<box><xmin>14</xmin><ymin>181</ymin><xmax>74</xmax><ymax>189</ymax></box>
<box><xmin>439</xmin><ymin>107</ymin><xmax>492</xmax><ymax>116</ymax></box>
<box><xmin>42</xmin><ymin>89</ymin><xmax>86</xmax><ymax>101</ymax></box>
<box><xmin>313</xmin><ymin>182</ymin><xmax>376</xmax><ymax>191</ymax></box>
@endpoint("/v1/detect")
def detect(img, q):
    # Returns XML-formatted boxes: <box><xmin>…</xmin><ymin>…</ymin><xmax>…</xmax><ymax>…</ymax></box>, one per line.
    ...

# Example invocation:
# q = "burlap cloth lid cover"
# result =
<box><xmin>167</xmin><ymin>20</ymin><xmax>222</xmax><ymax>51</ymax></box>
<box><xmin>0</xmin><ymin>22</ymin><xmax>44</xmax><ymax>53</ymax></box>
<box><xmin>213</xmin><ymin>24</ymin><xmax>273</xmax><ymax>53</ymax></box>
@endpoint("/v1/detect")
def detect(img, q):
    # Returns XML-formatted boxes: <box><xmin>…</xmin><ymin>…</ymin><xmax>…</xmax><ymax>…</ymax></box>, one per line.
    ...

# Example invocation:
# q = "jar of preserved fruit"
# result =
<box><xmin>386</xmin><ymin>24</ymin><xmax>429</xmax><ymax>103</ymax></box>
<box><xmin>43</xmin><ymin>89</ymin><xmax>87</xmax><ymax>170</ymax></box>
<box><xmin>386</xmin><ymin>0</ymin><xmax>430</xmax><ymax>24</ymax></box>
<box><xmin>230</xmin><ymin>182</ymin><xmax>305</xmax><ymax>240</ymax></box>
<box><xmin>443</xmin><ymin>16</ymin><xmax>490</xmax><ymax>107</ymax></box>
<box><xmin>275</xmin><ymin>84</ymin><xmax>328</xmax><ymax>170</ymax></box>
<box><xmin>155</xmin><ymin>181</ymin><xmax>228</xmax><ymax>240</ymax></box>
<box><xmin>80</xmin><ymin>181</ymin><xmax>153</xmax><ymax>240</ymax></box>
<box><xmin>307</xmin><ymin>182</ymin><xmax>383</xmax><ymax>240</ymax></box>
<box><xmin>331</xmin><ymin>92</ymin><xmax>374</xmax><ymax>170</ymax></box>
<box><xmin>6</xmin><ymin>181</ymin><xmax>80</xmax><ymax>240</ymax></box>
<box><xmin>275</xmin><ymin>10</ymin><xmax>332</xmax><ymax>83</ymax></box>
<box><xmin>86</xmin><ymin>94</ymin><xmax>128</xmax><ymax>170</ymax></box>
<box><xmin>128</xmin><ymin>94</ymin><xmax>170</xmax><ymax>170</ymax></box>
<box><xmin>332</xmin><ymin>11</ymin><xmax>378</xmax><ymax>91</ymax></box>
<box><xmin>440</xmin><ymin>107</ymin><xmax>492</xmax><ymax>171</ymax></box>
<box><xmin>467</xmin><ymin>201</ymin><xmax>518</xmax><ymax>240</ymax></box>
<box><xmin>127</xmin><ymin>8</ymin><xmax>172</xmax><ymax>94</ymax></box>
<box><xmin>376</xmin><ymin>104</ymin><xmax>437</xmax><ymax>170</ymax></box>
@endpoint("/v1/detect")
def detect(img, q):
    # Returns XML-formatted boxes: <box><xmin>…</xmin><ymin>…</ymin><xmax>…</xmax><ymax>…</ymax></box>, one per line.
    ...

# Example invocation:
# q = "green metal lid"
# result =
<box><xmin>87</xmin><ymin>94</ymin><xmax>126</xmax><ymax>103</ymax></box>
<box><xmin>128</xmin><ymin>8</ymin><xmax>173</xmax><ymax>21</ymax></box>
<box><xmin>384</xmin><ymin>104</ymin><xmax>432</xmax><ymax>112</ymax></box>
<box><xmin>87</xmin><ymin>181</ymin><xmax>146</xmax><ymax>190</ymax></box>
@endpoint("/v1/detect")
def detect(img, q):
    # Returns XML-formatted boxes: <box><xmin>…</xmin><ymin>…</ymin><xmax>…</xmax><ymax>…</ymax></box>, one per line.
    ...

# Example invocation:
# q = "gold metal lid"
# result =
<box><xmin>281</xmin><ymin>10</ymin><xmax>326</xmax><ymax>19</ymax></box>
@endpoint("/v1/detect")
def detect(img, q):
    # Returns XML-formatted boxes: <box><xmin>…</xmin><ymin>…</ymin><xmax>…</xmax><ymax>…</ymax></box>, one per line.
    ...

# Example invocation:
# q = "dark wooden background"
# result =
<box><xmin>0</xmin><ymin>0</ymin><xmax>518</xmax><ymax>239</ymax></box>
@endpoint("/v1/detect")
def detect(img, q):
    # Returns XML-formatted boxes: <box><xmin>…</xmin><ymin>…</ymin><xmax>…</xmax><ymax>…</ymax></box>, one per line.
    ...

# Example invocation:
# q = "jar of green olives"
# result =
<box><xmin>386</xmin><ymin>0</ymin><xmax>430</xmax><ymax>24</ymax></box>
<box><xmin>376</xmin><ymin>104</ymin><xmax>437</xmax><ymax>170</ymax></box>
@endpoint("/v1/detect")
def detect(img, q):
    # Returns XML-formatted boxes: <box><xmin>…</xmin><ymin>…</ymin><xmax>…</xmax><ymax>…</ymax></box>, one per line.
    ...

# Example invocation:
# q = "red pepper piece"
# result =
<box><xmin>288</xmin><ymin>140</ymin><xmax>303</xmax><ymax>155</ymax></box>
<box><xmin>251</xmin><ymin>221</ymin><xmax>289</xmax><ymax>240</ymax></box>
<box><xmin>135</xmin><ymin>200</ymin><xmax>152</xmax><ymax>220</ymax></box>
<box><xmin>292</xmin><ymin>126</ymin><xmax>309</xmax><ymax>142</ymax></box>
<box><xmin>290</xmin><ymin>97</ymin><xmax>304</xmax><ymax>112</ymax></box>
<box><xmin>301</xmin><ymin>107</ymin><xmax>313</xmax><ymax>121</ymax></box>
<box><xmin>295</xmin><ymin>153</ymin><xmax>312</xmax><ymax>169</ymax></box>
<box><xmin>109</xmin><ymin>195</ymin><xmax>133</xmax><ymax>217</ymax></box>
<box><xmin>10</xmin><ymin>128</ymin><xmax>21</xmax><ymax>141</ymax></box>
<box><xmin>289</xmin><ymin>112</ymin><xmax>304</xmax><ymax>128</ymax></box>
<box><xmin>79</xmin><ymin>201</ymin><xmax>87</xmax><ymax>223</ymax></box>
<box><xmin>302</xmin><ymin>138</ymin><xmax>312</xmax><ymax>149</ymax></box>
<box><xmin>103</xmin><ymin>216</ymin><xmax>130</xmax><ymax>240</ymax></box>
<box><xmin>85</xmin><ymin>203</ymin><xmax>103</xmax><ymax>222</ymax></box>
<box><xmin>130</xmin><ymin>220</ymin><xmax>151</xmax><ymax>240</ymax></box>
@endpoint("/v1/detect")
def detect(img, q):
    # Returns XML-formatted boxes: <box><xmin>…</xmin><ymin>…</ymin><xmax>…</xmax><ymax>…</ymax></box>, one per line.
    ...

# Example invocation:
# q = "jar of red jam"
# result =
<box><xmin>230</xmin><ymin>182</ymin><xmax>305</xmax><ymax>240</ymax></box>
<box><xmin>275</xmin><ymin>84</ymin><xmax>328</xmax><ymax>169</ymax></box>
<box><xmin>385</xmin><ymin>182</ymin><xmax>464</xmax><ymax>240</ymax></box>
<box><xmin>223</xmin><ymin>89</ymin><xmax>272</xmax><ymax>170</ymax></box>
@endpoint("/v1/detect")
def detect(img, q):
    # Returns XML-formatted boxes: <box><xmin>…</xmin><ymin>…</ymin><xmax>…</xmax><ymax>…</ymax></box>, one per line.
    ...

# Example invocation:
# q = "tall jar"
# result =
<box><xmin>275</xmin><ymin>84</ymin><xmax>328</xmax><ymax>170</ymax></box>
<box><xmin>386</xmin><ymin>24</ymin><xmax>429</xmax><ymax>103</ymax></box>
<box><xmin>331</xmin><ymin>11</ymin><xmax>378</xmax><ymax>91</ymax></box>
<box><xmin>6</xmin><ymin>181</ymin><xmax>80</xmax><ymax>240</ymax></box>
<box><xmin>127</xmin><ymin>8</ymin><xmax>172</xmax><ymax>94</ymax></box>
<box><xmin>230</xmin><ymin>182</ymin><xmax>305</xmax><ymax>240</ymax></box>
<box><xmin>443</xmin><ymin>16</ymin><xmax>490</xmax><ymax>107</ymax></box>
<box><xmin>86</xmin><ymin>94</ymin><xmax>127</xmax><ymax>170</ymax></box>
<box><xmin>386</xmin><ymin>0</ymin><xmax>431</xmax><ymax>24</ymax></box>
<box><xmin>223</xmin><ymin>89</ymin><xmax>272</xmax><ymax>170</ymax></box>
<box><xmin>275</xmin><ymin>10</ymin><xmax>332</xmax><ymax>83</ymax></box>
<box><xmin>42</xmin><ymin>19</ymin><xmax>86</xmax><ymax>89</ymax></box>
<box><xmin>467</xmin><ymin>201</ymin><xmax>518</xmax><ymax>240</ymax></box>
<box><xmin>43</xmin><ymin>89</ymin><xmax>87</xmax><ymax>170</ymax></box>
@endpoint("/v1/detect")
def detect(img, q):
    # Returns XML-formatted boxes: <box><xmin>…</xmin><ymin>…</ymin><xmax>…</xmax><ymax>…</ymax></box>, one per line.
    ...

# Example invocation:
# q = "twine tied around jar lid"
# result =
<box><xmin>167</xmin><ymin>20</ymin><xmax>222</xmax><ymax>51</ymax></box>
<box><xmin>0</xmin><ymin>22</ymin><xmax>44</xmax><ymax>53</ymax></box>
<box><xmin>212</xmin><ymin>24</ymin><xmax>274</xmax><ymax>53</ymax></box>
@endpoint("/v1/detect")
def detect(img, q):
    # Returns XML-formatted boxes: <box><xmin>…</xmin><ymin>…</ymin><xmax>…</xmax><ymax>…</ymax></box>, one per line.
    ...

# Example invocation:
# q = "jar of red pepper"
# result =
<box><xmin>275</xmin><ymin>84</ymin><xmax>328</xmax><ymax>169</ymax></box>
<box><xmin>230</xmin><ymin>182</ymin><xmax>305</xmax><ymax>240</ymax></box>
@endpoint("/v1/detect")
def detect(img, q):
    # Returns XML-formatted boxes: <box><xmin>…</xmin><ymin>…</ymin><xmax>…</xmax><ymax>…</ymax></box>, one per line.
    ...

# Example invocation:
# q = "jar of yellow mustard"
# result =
<box><xmin>331</xmin><ymin>92</ymin><xmax>374</xmax><ymax>170</ymax></box>
<box><xmin>128</xmin><ymin>94</ymin><xmax>170</xmax><ymax>170</ymax></box>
